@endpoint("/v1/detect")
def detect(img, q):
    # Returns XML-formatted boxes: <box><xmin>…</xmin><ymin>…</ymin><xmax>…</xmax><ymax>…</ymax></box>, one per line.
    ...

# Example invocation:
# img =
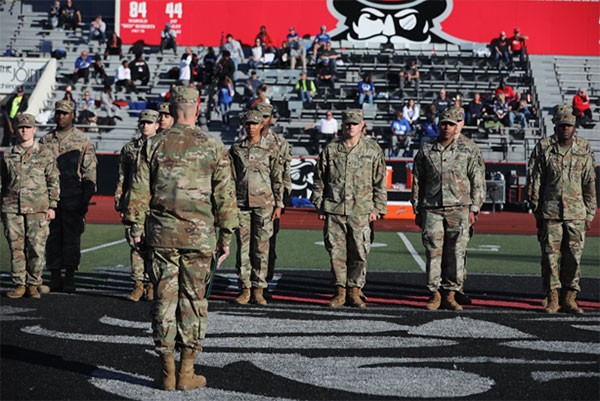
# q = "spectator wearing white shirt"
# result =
<box><xmin>160</xmin><ymin>23</ymin><xmax>177</xmax><ymax>56</ymax></box>
<box><xmin>307</xmin><ymin>110</ymin><xmax>338</xmax><ymax>154</ymax></box>
<box><xmin>178</xmin><ymin>48</ymin><xmax>193</xmax><ymax>86</ymax></box>
<box><xmin>115</xmin><ymin>60</ymin><xmax>135</xmax><ymax>93</ymax></box>
<box><xmin>402</xmin><ymin>98</ymin><xmax>420</xmax><ymax>129</ymax></box>
<box><xmin>249</xmin><ymin>38</ymin><xmax>264</xmax><ymax>69</ymax></box>
<box><xmin>222</xmin><ymin>34</ymin><xmax>245</xmax><ymax>72</ymax></box>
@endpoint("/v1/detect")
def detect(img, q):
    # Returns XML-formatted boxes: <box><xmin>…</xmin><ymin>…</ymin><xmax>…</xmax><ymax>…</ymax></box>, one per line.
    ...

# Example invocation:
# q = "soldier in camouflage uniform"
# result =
<box><xmin>1</xmin><ymin>114</ymin><xmax>60</xmax><ymax>299</ymax></box>
<box><xmin>124</xmin><ymin>86</ymin><xmax>238</xmax><ymax>391</ymax></box>
<box><xmin>526</xmin><ymin>108</ymin><xmax>596</xmax><ymax>314</ymax></box>
<box><xmin>311</xmin><ymin>109</ymin><xmax>387</xmax><ymax>308</ymax></box>
<box><xmin>157</xmin><ymin>102</ymin><xmax>174</xmax><ymax>133</ymax></box>
<box><xmin>411</xmin><ymin>108</ymin><xmax>486</xmax><ymax>311</ymax></box>
<box><xmin>229</xmin><ymin>110</ymin><xmax>284</xmax><ymax>306</ymax></box>
<box><xmin>39</xmin><ymin>100</ymin><xmax>97</xmax><ymax>293</ymax></box>
<box><xmin>115</xmin><ymin>110</ymin><xmax>160</xmax><ymax>302</ymax></box>
<box><xmin>252</xmin><ymin>102</ymin><xmax>293</xmax><ymax>289</ymax></box>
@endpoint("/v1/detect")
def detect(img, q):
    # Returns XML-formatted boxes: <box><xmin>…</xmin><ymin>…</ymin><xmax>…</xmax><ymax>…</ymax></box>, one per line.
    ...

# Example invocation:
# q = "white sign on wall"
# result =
<box><xmin>0</xmin><ymin>58</ymin><xmax>48</xmax><ymax>96</ymax></box>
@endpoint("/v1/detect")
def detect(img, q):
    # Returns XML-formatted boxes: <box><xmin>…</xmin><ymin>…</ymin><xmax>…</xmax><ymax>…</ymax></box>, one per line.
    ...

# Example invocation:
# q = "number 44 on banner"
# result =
<box><xmin>166</xmin><ymin>2</ymin><xmax>182</xmax><ymax>19</ymax></box>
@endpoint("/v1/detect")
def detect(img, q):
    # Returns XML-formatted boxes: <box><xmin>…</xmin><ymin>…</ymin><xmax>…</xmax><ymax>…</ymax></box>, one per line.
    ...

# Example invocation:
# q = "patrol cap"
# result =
<box><xmin>342</xmin><ymin>109</ymin><xmax>363</xmax><ymax>124</ymax></box>
<box><xmin>253</xmin><ymin>102</ymin><xmax>273</xmax><ymax>117</ymax></box>
<box><xmin>555</xmin><ymin>110</ymin><xmax>576</xmax><ymax>126</ymax></box>
<box><xmin>243</xmin><ymin>110</ymin><xmax>263</xmax><ymax>124</ymax></box>
<box><xmin>158</xmin><ymin>102</ymin><xmax>171</xmax><ymax>114</ymax></box>
<box><xmin>170</xmin><ymin>86</ymin><xmax>199</xmax><ymax>104</ymax></box>
<box><xmin>439</xmin><ymin>108</ymin><xmax>461</xmax><ymax>124</ymax></box>
<box><xmin>138</xmin><ymin>109</ymin><xmax>159</xmax><ymax>123</ymax></box>
<box><xmin>448</xmin><ymin>106</ymin><xmax>465</xmax><ymax>122</ymax></box>
<box><xmin>55</xmin><ymin>99</ymin><xmax>75</xmax><ymax>113</ymax></box>
<box><xmin>16</xmin><ymin>113</ymin><xmax>36</xmax><ymax>128</ymax></box>
<box><xmin>552</xmin><ymin>104</ymin><xmax>574</xmax><ymax>124</ymax></box>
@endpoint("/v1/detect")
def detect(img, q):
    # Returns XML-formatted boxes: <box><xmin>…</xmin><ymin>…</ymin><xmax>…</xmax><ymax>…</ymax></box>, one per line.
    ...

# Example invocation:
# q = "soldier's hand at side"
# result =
<box><xmin>469</xmin><ymin>211</ymin><xmax>477</xmax><ymax>226</ymax></box>
<box><xmin>318</xmin><ymin>213</ymin><xmax>326</xmax><ymax>221</ymax></box>
<box><xmin>368</xmin><ymin>212</ymin><xmax>380</xmax><ymax>222</ymax></box>
<box><xmin>45</xmin><ymin>209</ymin><xmax>56</xmax><ymax>221</ymax></box>
<box><xmin>585</xmin><ymin>220</ymin><xmax>592</xmax><ymax>232</ymax></box>
<box><xmin>216</xmin><ymin>245</ymin><xmax>230</xmax><ymax>269</ymax></box>
<box><xmin>272</xmin><ymin>207</ymin><xmax>282</xmax><ymax>221</ymax></box>
<box><xmin>415</xmin><ymin>214</ymin><xmax>422</xmax><ymax>228</ymax></box>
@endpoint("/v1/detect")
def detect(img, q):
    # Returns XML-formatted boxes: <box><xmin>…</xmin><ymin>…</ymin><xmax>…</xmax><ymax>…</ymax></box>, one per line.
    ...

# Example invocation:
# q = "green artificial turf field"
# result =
<box><xmin>1</xmin><ymin>224</ymin><xmax>598</xmax><ymax>278</ymax></box>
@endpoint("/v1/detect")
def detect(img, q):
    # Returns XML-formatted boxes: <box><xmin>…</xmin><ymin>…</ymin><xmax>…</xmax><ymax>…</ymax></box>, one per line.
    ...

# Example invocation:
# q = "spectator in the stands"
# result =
<box><xmin>222</xmin><ymin>34</ymin><xmax>244</xmax><ymax>72</ymax></box>
<box><xmin>160</xmin><ymin>23</ymin><xmax>178</xmax><ymax>56</ymax></box>
<box><xmin>433</xmin><ymin>88</ymin><xmax>450</xmax><ymax>115</ymax></box>
<box><xmin>63</xmin><ymin>91</ymin><xmax>77</xmax><ymax>118</ymax></box>
<box><xmin>495</xmin><ymin>80</ymin><xmax>516</xmax><ymax>103</ymax></box>
<box><xmin>490</xmin><ymin>31</ymin><xmax>511</xmax><ymax>67</ymax></box>
<box><xmin>295</xmin><ymin>71</ymin><xmax>317</xmax><ymax>104</ymax></box>
<box><xmin>466</xmin><ymin>92</ymin><xmax>485</xmax><ymax>127</ymax></box>
<box><xmin>87</xmin><ymin>15</ymin><xmax>107</xmax><ymax>45</ymax></box>
<box><xmin>178</xmin><ymin>47</ymin><xmax>193</xmax><ymax>86</ymax></box>
<box><xmin>390</xmin><ymin>110</ymin><xmax>413</xmax><ymax>157</ymax></box>
<box><xmin>316</xmin><ymin>62</ymin><xmax>335</xmax><ymax>91</ymax></box>
<box><xmin>317</xmin><ymin>42</ymin><xmax>340</xmax><ymax>76</ymax></box>
<box><xmin>573</xmin><ymin>88</ymin><xmax>593</xmax><ymax>127</ymax></box>
<box><xmin>277</xmin><ymin>41</ymin><xmax>291</xmax><ymax>68</ymax></box>
<box><xmin>104</xmin><ymin>33</ymin><xmax>123</xmax><ymax>60</ymax></box>
<box><xmin>59</xmin><ymin>0</ymin><xmax>82</xmax><ymax>32</ymax></box>
<box><xmin>73</xmin><ymin>50</ymin><xmax>93</xmax><ymax>85</ymax></box>
<box><xmin>357</xmin><ymin>73</ymin><xmax>375</xmax><ymax>106</ymax></box>
<box><xmin>249</xmin><ymin>38</ymin><xmax>264</xmax><ymax>69</ymax></box>
<box><xmin>256</xmin><ymin>25</ymin><xmax>274</xmax><ymax>53</ymax></box>
<box><xmin>399</xmin><ymin>59</ymin><xmax>420</xmax><ymax>98</ymax></box>
<box><xmin>91</xmin><ymin>55</ymin><xmax>108</xmax><ymax>84</ymax></box>
<box><xmin>130</xmin><ymin>54</ymin><xmax>150</xmax><ymax>86</ymax></box>
<box><xmin>508</xmin><ymin>92</ymin><xmax>529</xmax><ymax>128</ymax></box>
<box><xmin>247</xmin><ymin>85</ymin><xmax>270</xmax><ymax>109</ymax></box>
<box><xmin>287</xmin><ymin>26</ymin><xmax>306</xmax><ymax>71</ymax></box>
<box><xmin>128</xmin><ymin>39</ymin><xmax>145</xmax><ymax>59</ymax></box>
<box><xmin>3</xmin><ymin>46</ymin><xmax>18</xmax><ymax>57</ymax></box>
<box><xmin>245</xmin><ymin>70</ymin><xmax>263</xmax><ymax>99</ymax></box>
<box><xmin>307</xmin><ymin>110</ymin><xmax>338</xmax><ymax>154</ymax></box>
<box><xmin>509</xmin><ymin>27</ymin><xmax>528</xmax><ymax>66</ymax></box>
<box><xmin>79</xmin><ymin>90</ymin><xmax>94</xmax><ymax>112</ymax></box>
<box><xmin>115</xmin><ymin>59</ymin><xmax>135</xmax><ymax>93</ymax></box>
<box><xmin>493</xmin><ymin>92</ymin><xmax>510</xmax><ymax>126</ymax></box>
<box><xmin>312</xmin><ymin>25</ymin><xmax>330</xmax><ymax>61</ymax></box>
<box><xmin>48</xmin><ymin>1</ymin><xmax>60</xmax><ymax>29</ymax></box>
<box><xmin>419</xmin><ymin>109</ymin><xmax>438</xmax><ymax>148</ymax></box>
<box><xmin>100</xmin><ymin>84</ymin><xmax>116</xmax><ymax>118</ymax></box>
<box><xmin>203</xmin><ymin>47</ymin><xmax>217</xmax><ymax>84</ymax></box>
<box><xmin>402</xmin><ymin>98</ymin><xmax>420</xmax><ymax>129</ymax></box>
<box><xmin>216</xmin><ymin>50</ymin><xmax>235</xmax><ymax>82</ymax></box>
<box><xmin>218</xmin><ymin>76</ymin><xmax>235</xmax><ymax>129</ymax></box>
<box><xmin>1</xmin><ymin>86</ymin><xmax>29</xmax><ymax>146</ymax></box>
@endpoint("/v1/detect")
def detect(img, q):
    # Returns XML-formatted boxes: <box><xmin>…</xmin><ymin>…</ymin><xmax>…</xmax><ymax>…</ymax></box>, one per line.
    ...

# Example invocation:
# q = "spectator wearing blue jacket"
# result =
<box><xmin>73</xmin><ymin>50</ymin><xmax>93</xmax><ymax>85</ymax></box>
<box><xmin>390</xmin><ymin>110</ymin><xmax>413</xmax><ymax>157</ymax></box>
<box><xmin>357</xmin><ymin>74</ymin><xmax>375</xmax><ymax>106</ymax></box>
<box><xmin>419</xmin><ymin>111</ymin><xmax>438</xmax><ymax>148</ymax></box>
<box><xmin>218</xmin><ymin>76</ymin><xmax>235</xmax><ymax>129</ymax></box>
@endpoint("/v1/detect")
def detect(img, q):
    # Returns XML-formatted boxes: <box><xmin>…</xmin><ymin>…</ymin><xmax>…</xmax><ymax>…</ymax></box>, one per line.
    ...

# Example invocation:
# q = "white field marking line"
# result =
<box><xmin>398</xmin><ymin>232</ymin><xmax>426</xmax><ymax>272</ymax></box>
<box><xmin>81</xmin><ymin>239</ymin><xmax>127</xmax><ymax>254</ymax></box>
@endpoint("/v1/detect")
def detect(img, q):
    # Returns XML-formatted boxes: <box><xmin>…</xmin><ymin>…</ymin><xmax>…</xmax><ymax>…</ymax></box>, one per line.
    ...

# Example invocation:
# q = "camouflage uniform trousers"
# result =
<box><xmin>539</xmin><ymin>219</ymin><xmax>585</xmax><ymax>292</ymax></box>
<box><xmin>422</xmin><ymin>206</ymin><xmax>470</xmax><ymax>293</ymax></box>
<box><xmin>2</xmin><ymin>212</ymin><xmax>49</xmax><ymax>286</ymax></box>
<box><xmin>125</xmin><ymin>227</ymin><xmax>150</xmax><ymax>282</ymax></box>
<box><xmin>236</xmin><ymin>207</ymin><xmax>273</xmax><ymax>289</ymax></box>
<box><xmin>46</xmin><ymin>199</ymin><xmax>85</xmax><ymax>271</ymax></box>
<box><xmin>149</xmin><ymin>247</ymin><xmax>211</xmax><ymax>354</ymax></box>
<box><xmin>324</xmin><ymin>213</ymin><xmax>371</xmax><ymax>289</ymax></box>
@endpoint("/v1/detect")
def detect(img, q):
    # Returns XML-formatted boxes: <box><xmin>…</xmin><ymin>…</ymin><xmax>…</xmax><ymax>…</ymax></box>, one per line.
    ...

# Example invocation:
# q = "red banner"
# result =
<box><xmin>116</xmin><ymin>0</ymin><xmax>599</xmax><ymax>56</ymax></box>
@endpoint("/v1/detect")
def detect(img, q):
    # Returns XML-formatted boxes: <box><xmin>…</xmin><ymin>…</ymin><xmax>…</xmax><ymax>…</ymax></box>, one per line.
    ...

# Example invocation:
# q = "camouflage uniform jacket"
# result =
<box><xmin>265</xmin><ymin>129</ymin><xmax>292</xmax><ymax>200</ymax></box>
<box><xmin>0</xmin><ymin>141</ymin><xmax>60</xmax><ymax>213</ymax></box>
<box><xmin>114</xmin><ymin>136</ymin><xmax>144</xmax><ymax>212</ymax></box>
<box><xmin>528</xmin><ymin>134</ymin><xmax>596</xmax><ymax>222</ymax></box>
<box><xmin>230</xmin><ymin>135</ymin><xmax>284</xmax><ymax>209</ymax></box>
<box><xmin>311</xmin><ymin>136</ymin><xmax>387</xmax><ymax>216</ymax></box>
<box><xmin>124</xmin><ymin>123</ymin><xmax>238</xmax><ymax>251</ymax></box>
<box><xmin>411</xmin><ymin>134</ymin><xmax>486</xmax><ymax>214</ymax></box>
<box><xmin>39</xmin><ymin>126</ymin><xmax>97</xmax><ymax>202</ymax></box>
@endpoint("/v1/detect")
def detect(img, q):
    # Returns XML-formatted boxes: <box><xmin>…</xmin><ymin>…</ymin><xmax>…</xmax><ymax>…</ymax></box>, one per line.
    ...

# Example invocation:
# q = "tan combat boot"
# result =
<box><xmin>442</xmin><ymin>290</ymin><xmax>463</xmax><ymax>311</ymax></box>
<box><xmin>27</xmin><ymin>285</ymin><xmax>41</xmax><ymax>299</ymax></box>
<box><xmin>63</xmin><ymin>270</ymin><xmax>76</xmax><ymax>293</ymax></box>
<box><xmin>347</xmin><ymin>287</ymin><xmax>366</xmax><ymax>308</ymax></box>
<box><xmin>158</xmin><ymin>352</ymin><xmax>176</xmax><ymax>391</ymax></box>
<box><xmin>235</xmin><ymin>288</ymin><xmax>251</xmax><ymax>305</ymax></box>
<box><xmin>126</xmin><ymin>281</ymin><xmax>145</xmax><ymax>302</ymax></box>
<box><xmin>144</xmin><ymin>282</ymin><xmax>154</xmax><ymax>302</ymax></box>
<box><xmin>328</xmin><ymin>286</ymin><xmax>346</xmax><ymax>308</ymax></box>
<box><xmin>560</xmin><ymin>289</ymin><xmax>584</xmax><ymax>315</ymax></box>
<box><xmin>176</xmin><ymin>349</ymin><xmax>206</xmax><ymax>391</ymax></box>
<box><xmin>252</xmin><ymin>288</ymin><xmax>267</xmax><ymax>306</ymax></box>
<box><xmin>47</xmin><ymin>270</ymin><xmax>63</xmax><ymax>292</ymax></box>
<box><xmin>425</xmin><ymin>290</ymin><xmax>442</xmax><ymax>310</ymax></box>
<box><xmin>544</xmin><ymin>289</ymin><xmax>560</xmax><ymax>314</ymax></box>
<box><xmin>6</xmin><ymin>285</ymin><xmax>26</xmax><ymax>299</ymax></box>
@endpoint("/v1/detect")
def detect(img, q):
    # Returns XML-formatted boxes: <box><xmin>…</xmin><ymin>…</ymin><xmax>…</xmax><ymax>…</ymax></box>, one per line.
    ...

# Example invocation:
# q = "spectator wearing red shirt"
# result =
<box><xmin>495</xmin><ymin>80</ymin><xmax>516</xmax><ymax>103</ymax></box>
<box><xmin>573</xmin><ymin>88</ymin><xmax>593</xmax><ymax>127</ymax></box>
<box><xmin>509</xmin><ymin>27</ymin><xmax>528</xmax><ymax>65</ymax></box>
